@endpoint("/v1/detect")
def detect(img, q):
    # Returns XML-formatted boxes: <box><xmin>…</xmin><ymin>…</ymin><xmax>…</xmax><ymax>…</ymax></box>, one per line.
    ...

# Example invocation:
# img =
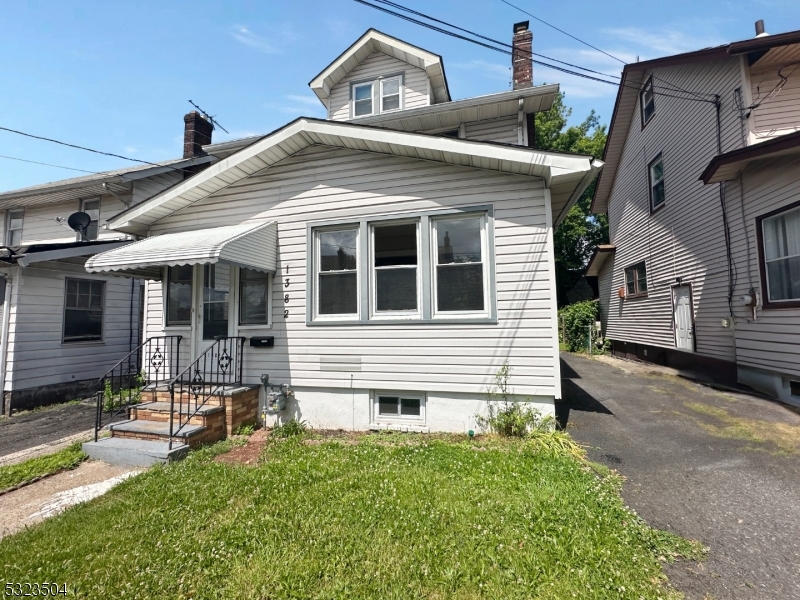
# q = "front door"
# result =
<box><xmin>673</xmin><ymin>286</ymin><xmax>694</xmax><ymax>352</ymax></box>
<box><xmin>194</xmin><ymin>264</ymin><xmax>233</xmax><ymax>381</ymax></box>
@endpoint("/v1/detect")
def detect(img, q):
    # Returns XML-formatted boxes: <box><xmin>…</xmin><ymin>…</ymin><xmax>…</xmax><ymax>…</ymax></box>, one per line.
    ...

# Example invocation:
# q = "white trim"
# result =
<box><xmin>313</xmin><ymin>224</ymin><xmax>361</xmax><ymax>322</ymax></box>
<box><xmin>543</xmin><ymin>188</ymin><xmax>561</xmax><ymax>399</ymax></box>
<box><xmin>369</xmin><ymin>219</ymin><xmax>421</xmax><ymax>320</ymax></box>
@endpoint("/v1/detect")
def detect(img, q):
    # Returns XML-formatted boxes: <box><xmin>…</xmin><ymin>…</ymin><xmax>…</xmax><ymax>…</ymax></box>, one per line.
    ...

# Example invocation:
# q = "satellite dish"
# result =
<box><xmin>67</xmin><ymin>212</ymin><xmax>92</xmax><ymax>241</ymax></box>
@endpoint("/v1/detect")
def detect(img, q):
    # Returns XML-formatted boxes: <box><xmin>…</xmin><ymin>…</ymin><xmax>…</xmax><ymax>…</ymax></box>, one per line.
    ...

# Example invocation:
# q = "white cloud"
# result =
<box><xmin>263</xmin><ymin>94</ymin><xmax>326</xmax><ymax>117</ymax></box>
<box><xmin>452</xmin><ymin>59</ymin><xmax>511</xmax><ymax>82</ymax></box>
<box><xmin>285</xmin><ymin>94</ymin><xmax>322</xmax><ymax>106</ymax></box>
<box><xmin>601</xmin><ymin>27</ymin><xmax>725</xmax><ymax>58</ymax></box>
<box><xmin>230</xmin><ymin>23</ymin><xmax>299</xmax><ymax>54</ymax></box>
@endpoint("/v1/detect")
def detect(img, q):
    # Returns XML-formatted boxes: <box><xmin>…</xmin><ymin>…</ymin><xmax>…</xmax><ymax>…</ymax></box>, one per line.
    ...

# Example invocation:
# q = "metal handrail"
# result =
<box><xmin>94</xmin><ymin>335</ymin><xmax>183</xmax><ymax>442</ymax></box>
<box><xmin>168</xmin><ymin>336</ymin><xmax>246</xmax><ymax>449</ymax></box>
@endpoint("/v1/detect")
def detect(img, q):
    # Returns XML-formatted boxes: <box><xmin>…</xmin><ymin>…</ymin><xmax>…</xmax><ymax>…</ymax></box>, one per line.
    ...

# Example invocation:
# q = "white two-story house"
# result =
<box><xmin>588</xmin><ymin>21</ymin><xmax>800</xmax><ymax>407</ymax></box>
<box><xmin>82</xmin><ymin>23</ymin><xmax>602</xmax><ymax>462</ymax></box>
<box><xmin>0</xmin><ymin>112</ymin><xmax>216</xmax><ymax>414</ymax></box>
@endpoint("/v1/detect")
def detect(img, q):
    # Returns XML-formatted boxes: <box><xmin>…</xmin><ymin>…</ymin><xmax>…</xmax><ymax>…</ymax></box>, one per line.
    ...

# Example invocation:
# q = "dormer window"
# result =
<box><xmin>351</xmin><ymin>74</ymin><xmax>404</xmax><ymax>118</ymax></box>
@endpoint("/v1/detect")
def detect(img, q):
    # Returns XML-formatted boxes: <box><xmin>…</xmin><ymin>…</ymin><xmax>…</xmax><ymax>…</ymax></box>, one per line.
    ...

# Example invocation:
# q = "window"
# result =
<box><xmin>316</xmin><ymin>228</ymin><xmax>359</xmax><ymax>317</ymax></box>
<box><xmin>353</xmin><ymin>82</ymin><xmax>373</xmax><ymax>117</ymax></box>
<box><xmin>309</xmin><ymin>208</ymin><xmax>493</xmax><ymax>324</ymax></box>
<box><xmin>375</xmin><ymin>392</ymin><xmax>425</xmax><ymax>423</ymax></box>
<box><xmin>624</xmin><ymin>261</ymin><xmax>648</xmax><ymax>298</ymax></box>
<box><xmin>433</xmin><ymin>215</ymin><xmax>486</xmax><ymax>313</ymax></box>
<box><xmin>239</xmin><ymin>268</ymin><xmax>270</xmax><ymax>325</ymax></box>
<box><xmin>649</xmin><ymin>155</ymin><xmax>665</xmax><ymax>211</ymax></box>
<box><xmin>166</xmin><ymin>265</ymin><xmax>192</xmax><ymax>326</ymax></box>
<box><xmin>640</xmin><ymin>76</ymin><xmax>655</xmax><ymax>126</ymax></box>
<box><xmin>351</xmin><ymin>74</ymin><xmax>404</xmax><ymax>118</ymax></box>
<box><xmin>202</xmin><ymin>264</ymin><xmax>229</xmax><ymax>339</ymax></box>
<box><xmin>761</xmin><ymin>205</ymin><xmax>800</xmax><ymax>302</ymax></box>
<box><xmin>380</xmin><ymin>76</ymin><xmax>401</xmax><ymax>112</ymax></box>
<box><xmin>81</xmin><ymin>199</ymin><xmax>100</xmax><ymax>240</ymax></box>
<box><xmin>372</xmin><ymin>222</ymin><xmax>418</xmax><ymax>314</ymax></box>
<box><xmin>63</xmin><ymin>278</ymin><xmax>104</xmax><ymax>342</ymax></box>
<box><xmin>6</xmin><ymin>209</ymin><xmax>23</xmax><ymax>246</ymax></box>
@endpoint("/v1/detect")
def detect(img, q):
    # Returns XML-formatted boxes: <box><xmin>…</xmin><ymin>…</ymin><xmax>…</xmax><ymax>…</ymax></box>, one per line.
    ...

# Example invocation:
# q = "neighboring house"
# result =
<box><xmin>587</xmin><ymin>21</ymin><xmax>800</xmax><ymax>407</ymax></box>
<box><xmin>0</xmin><ymin>112</ymin><xmax>216</xmax><ymax>414</ymax></box>
<box><xmin>83</xmin><ymin>23</ymin><xmax>602</xmax><ymax>459</ymax></box>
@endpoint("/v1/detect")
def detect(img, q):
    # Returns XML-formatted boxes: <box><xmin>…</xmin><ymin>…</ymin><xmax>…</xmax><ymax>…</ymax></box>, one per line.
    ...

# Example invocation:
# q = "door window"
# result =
<box><xmin>202</xmin><ymin>264</ymin><xmax>230</xmax><ymax>339</ymax></box>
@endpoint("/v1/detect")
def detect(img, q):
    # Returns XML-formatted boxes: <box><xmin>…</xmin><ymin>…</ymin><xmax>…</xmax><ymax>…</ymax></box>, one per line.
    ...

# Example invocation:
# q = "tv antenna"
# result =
<box><xmin>188</xmin><ymin>100</ymin><xmax>229</xmax><ymax>134</ymax></box>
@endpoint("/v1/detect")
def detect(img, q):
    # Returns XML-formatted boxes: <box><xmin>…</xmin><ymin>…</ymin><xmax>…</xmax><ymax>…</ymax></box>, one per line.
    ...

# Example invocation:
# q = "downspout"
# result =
<box><xmin>0</xmin><ymin>274</ymin><xmax>13</xmax><ymax>416</ymax></box>
<box><xmin>714</xmin><ymin>96</ymin><xmax>736</xmax><ymax>320</ymax></box>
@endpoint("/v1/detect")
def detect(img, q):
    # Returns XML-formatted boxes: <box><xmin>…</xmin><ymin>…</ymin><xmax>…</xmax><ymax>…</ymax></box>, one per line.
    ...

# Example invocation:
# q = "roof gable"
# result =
<box><xmin>106</xmin><ymin>118</ymin><xmax>602</xmax><ymax>233</ymax></box>
<box><xmin>309</xmin><ymin>29</ymin><xmax>449</xmax><ymax>105</ymax></box>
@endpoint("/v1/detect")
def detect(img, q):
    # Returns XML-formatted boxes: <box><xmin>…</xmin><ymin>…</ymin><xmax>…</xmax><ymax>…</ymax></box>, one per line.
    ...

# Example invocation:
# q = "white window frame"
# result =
<box><xmin>80</xmin><ymin>198</ymin><xmax>101</xmax><ymax>241</ymax></box>
<box><xmin>649</xmin><ymin>154</ymin><xmax>665</xmax><ymax>212</ymax></box>
<box><xmin>6</xmin><ymin>208</ymin><xmax>23</xmax><ymax>247</ymax></box>
<box><xmin>640</xmin><ymin>76</ymin><xmax>655</xmax><ymax>126</ymax></box>
<box><xmin>62</xmin><ymin>277</ymin><xmax>105</xmax><ymax>344</ymax></box>
<box><xmin>369</xmin><ymin>219</ymin><xmax>421</xmax><ymax>320</ymax></box>
<box><xmin>350</xmin><ymin>73</ymin><xmax>404</xmax><ymax>119</ymax></box>
<box><xmin>761</xmin><ymin>204</ymin><xmax>800</xmax><ymax>304</ymax></box>
<box><xmin>313</xmin><ymin>225</ymin><xmax>360</xmax><ymax>322</ymax></box>
<box><xmin>372</xmin><ymin>391</ymin><xmax>426</xmax><ymax>426</ymax></box>
<box><xmin>430</xmin><ymin>212</ymin><xmax>490</xmax><ymax>319</ymax></box>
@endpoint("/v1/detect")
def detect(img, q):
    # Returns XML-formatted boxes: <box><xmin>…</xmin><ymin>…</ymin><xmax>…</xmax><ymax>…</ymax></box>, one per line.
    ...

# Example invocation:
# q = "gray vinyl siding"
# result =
<box><xmin>16</xmin><ymin>194</ymin><xmax>131</xmax><ymax>244</ymax></box>
<box><xmin>725</xmin><ymin>153</ymin><xmax>800</xmax><ymax>378</ymax></box>
<box><xmin>464</xmin><ymin>116</ymin><xmax>519</xmax><ymax>145</ymax></box>
<box><xmin>602</xmin><ymin>58</ymin><xmax>745</xmax><ymax>361</ymax></box>
<box><xmin>749</xmin><ymin>64</ymin><xmax>800</xmax><ymax>137</ymax></box>
<box><xmin>132</xmin><ymin>172</ymin><xmax>182</xmax><ymax>207</ymax></box>
<box><xmin>3</xmin><ymin>264</ymin><xmax>140</xmax><ymax>390</ymax></box>
<box><xmin>329</xmin><ymin>51</ymin><xmax>429</xmax><ymax>121</ymax></box>
<box><xmin>146</xmin><ymin>145</ymin><xmax>559</xmax><ymax>398</ymax></box>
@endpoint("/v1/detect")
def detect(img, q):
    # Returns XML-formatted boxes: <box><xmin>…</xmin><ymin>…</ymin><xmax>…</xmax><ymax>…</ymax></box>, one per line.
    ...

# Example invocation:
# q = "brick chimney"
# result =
<box><xmin>183</xmin><ymin>111</ymin><xmax>213</xmax><ymax>159</ymax></box>
<box><xmin>512</xmin><ymin>21</ymin><xmax>532</xmax><ymax>90</ymax></box>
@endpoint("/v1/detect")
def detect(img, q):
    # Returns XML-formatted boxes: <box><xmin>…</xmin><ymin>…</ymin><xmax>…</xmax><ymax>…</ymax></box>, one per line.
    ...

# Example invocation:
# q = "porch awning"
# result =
<box><xmin>85</xmin><ymin>221</ymin><xmax>278</xmax><ymax>280</ymax></box>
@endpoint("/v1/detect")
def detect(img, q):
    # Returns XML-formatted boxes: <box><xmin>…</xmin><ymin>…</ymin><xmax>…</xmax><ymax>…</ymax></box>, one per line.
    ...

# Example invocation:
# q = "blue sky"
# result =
<box><xmin>1</xmin><ymin>0</ymin><xmax>799</xmax><ymax>192</ymax></box>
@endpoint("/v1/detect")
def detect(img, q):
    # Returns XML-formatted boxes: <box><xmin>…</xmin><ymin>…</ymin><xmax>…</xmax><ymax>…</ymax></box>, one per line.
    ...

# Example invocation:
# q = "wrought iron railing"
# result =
<box><xmin>168</xmin><ymin>336</ymin><xmax>246</xmax><ymax>449</ymax></box>
<box><xmin>94</xmin><ymin>336</ymin><xmax>183</xmax><ymax>441</ymax></box>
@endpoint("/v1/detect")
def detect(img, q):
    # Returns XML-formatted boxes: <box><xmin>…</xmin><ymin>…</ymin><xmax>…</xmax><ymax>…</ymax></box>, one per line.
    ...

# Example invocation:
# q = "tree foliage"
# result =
<box><xmin>534</xmin><ymin>93</ymin><xmax>608</xmax><ymax>306</ymax></box>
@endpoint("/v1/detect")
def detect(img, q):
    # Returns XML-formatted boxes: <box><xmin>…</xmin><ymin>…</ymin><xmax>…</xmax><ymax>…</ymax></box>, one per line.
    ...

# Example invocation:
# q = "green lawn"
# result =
<box><xmin>0</xmin><ymin>443</ymin><xmax>86</xmax><ymax>492</ymax></box>
<box><xmin>0</xmin><ymin>434</ymin><xmax>703</xmax><ymax>599</ymax></box>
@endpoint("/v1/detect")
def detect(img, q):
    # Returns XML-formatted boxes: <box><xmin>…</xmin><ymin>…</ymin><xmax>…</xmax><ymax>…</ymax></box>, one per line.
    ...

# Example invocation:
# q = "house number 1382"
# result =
<box><xmin>283</xmin><ymin>264</ymin><xmax>289</xmax><ymax>318</ymax></box>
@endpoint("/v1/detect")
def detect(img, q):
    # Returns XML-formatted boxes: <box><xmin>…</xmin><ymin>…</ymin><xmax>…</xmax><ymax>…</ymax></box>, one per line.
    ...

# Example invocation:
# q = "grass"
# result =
<box><xmin>0</xmin><ymin>434</ymin><xmax>704</xmax><ymax>599</ymax></box>
<box><xmin>684</xmin><ymin>401</ymin><xmax>800</xmax><ymax>454</ymax></box>
<box><xmin>0</xmin><ymin>443</ymin><xmax>87</xmax><ymax>492</ymax></box>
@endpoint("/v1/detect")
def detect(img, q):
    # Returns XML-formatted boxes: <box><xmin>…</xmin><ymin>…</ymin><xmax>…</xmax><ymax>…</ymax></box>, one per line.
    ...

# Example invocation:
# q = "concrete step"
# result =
<box><xmin>82</xmin><ymin>437</ymin><xmax>190</xmax><ymax>467</ymax></box>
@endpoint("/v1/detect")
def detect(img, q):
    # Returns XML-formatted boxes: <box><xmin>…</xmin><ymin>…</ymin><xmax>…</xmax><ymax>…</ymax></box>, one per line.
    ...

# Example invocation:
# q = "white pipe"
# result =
<box><xmin>0</xmin><ymin>273</ymin><xmax>14</xmax><ymax>415</ymax></box>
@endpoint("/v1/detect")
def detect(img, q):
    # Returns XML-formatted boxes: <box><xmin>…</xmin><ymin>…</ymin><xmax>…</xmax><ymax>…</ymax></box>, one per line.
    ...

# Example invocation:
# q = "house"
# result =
<box><xmin>82</xmin><ymin>24</ymin><xmax>603</xmax><ymax>464</ymax></box>
<box><xmin>0</xmin><ymin>112</ymin><xmax>216</xmax><ymax>415</ymax></box>
<box><xmin>587</xmin><ymin>20</ymin><xmax>800</xmax><ymax>407</ymax></box>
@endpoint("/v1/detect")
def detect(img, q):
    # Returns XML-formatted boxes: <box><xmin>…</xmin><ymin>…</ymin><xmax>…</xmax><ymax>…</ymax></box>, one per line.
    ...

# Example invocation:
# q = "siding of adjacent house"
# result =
<box><xmin>328</xmin><ymin>51</ymin><xmax>430</xmax><ymax>121</ymax></box>
<box><xmin>143</xmin><ymin>145</ymin><xmax>559</xmax><ymax>398</ymax></box>
<box><xmin>3</xmin><ymin>263</ymin><xmax>140</xmax><ymax>389</ymax></box>
<box><xmin>132</xmin><ymin>172</ymin><xmax>182</xmax><ymax>207</ymax></box>
<box><xmin>724</xmin><ymin>152</ymin><xmax>800</xmax><ymax>378</ymax></box>
<box><xmin>749</xmin><ymin>63</ymin><xmax>800</xmax><ymax>137</ymax></box>
<box><xmin>599</xmin><ymin>58</ymin><xmax>745</xmax><ymax>362</ymax></box>
<box><xmin>464</xmin><ymin>116</ymin><xmax>519</xmax><ymax>145</ymax></box>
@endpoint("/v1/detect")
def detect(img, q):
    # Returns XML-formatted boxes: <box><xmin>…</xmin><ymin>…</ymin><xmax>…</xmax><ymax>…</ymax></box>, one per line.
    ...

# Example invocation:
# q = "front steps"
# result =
<box><xmin>83</xmin><ymin>385</ymin><xmax>260</xmax><ymax>467</ymax></box>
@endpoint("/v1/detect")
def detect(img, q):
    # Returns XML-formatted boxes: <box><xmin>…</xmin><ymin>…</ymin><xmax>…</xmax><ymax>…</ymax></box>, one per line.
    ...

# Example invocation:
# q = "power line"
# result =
<box><xmin>0</xmin><ymin>154</ymin><xmax>100</xmax><ymax>174</ymax></box>
<box><xmin>0</xmin><ymin>125</ymin><xmax>197</xmax><ymax>176</ymax></box>
<box><xmin>497</xmin><ymin>0</ymin><xmax>715</xmax><ymax>102</ymax></box>
<box><xmin>355</xmin><ymin>0</ymin><xmax>713</xmax><ymax>104</ymax></box>
<box><xmin>498</xmin><ymin>0</ymin><xmax>626</xmax><ymax>65</ymax></box>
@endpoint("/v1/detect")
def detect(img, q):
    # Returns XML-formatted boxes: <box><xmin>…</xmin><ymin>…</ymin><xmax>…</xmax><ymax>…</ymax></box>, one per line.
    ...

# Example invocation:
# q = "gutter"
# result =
<box><xmin>555</xmin><ymin>159</ymin><xmax>605</xmax><ymax>227</ymax></box>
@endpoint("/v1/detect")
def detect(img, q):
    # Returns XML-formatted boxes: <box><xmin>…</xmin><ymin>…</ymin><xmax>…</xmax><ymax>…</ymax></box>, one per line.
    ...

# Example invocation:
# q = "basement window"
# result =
<box><xmin>624</xmin><ymin>261</ymin><xmax>648</xmax><ymax>298</ymax></box>
<box><xmin>640</xmin><ymin>76</ymin><xmax>655</xmax><ymax>126</ymax></box>
<box><xmin>375</xmin><ymin>392</ymin><xmax>425</xmax><ymax>424</ymax></box>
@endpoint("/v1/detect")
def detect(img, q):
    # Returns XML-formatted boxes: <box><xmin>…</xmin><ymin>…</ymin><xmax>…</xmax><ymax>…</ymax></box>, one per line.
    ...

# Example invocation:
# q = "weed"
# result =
<box><xmin>271</xmin><ymin>418</ymin><xmax>308</xmax><ymax>438</ymax></box>
<box><xmin>233</xmin><ymin>423</ymin><xmax>256</xmax><ymax>436</ymax></box>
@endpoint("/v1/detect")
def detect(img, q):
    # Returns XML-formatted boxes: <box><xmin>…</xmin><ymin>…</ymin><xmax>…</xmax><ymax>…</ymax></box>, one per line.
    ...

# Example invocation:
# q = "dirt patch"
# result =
<box><xmin>0</xmin><ymin>460</ymin><xmax>135</xmax><ymax>540</ymax></box>
<box><xmin>215</xmin><ymin>430</ymin><xmax>270</xmax><ymax>465</ymax></box>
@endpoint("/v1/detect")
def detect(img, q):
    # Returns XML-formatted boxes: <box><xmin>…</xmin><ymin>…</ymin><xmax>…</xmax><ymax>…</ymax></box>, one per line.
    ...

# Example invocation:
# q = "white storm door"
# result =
<box><xmin>195</xmin><ymin>263</ymin><xmax>232</xmax><ymax>359</ymax></box>
<box><xmin>673</xmin><ymin>286</ymin><xmax>694</xmax><ymax>352</ymax></box>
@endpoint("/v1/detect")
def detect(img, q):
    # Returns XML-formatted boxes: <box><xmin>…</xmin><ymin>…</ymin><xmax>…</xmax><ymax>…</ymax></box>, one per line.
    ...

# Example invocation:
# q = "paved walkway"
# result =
<box><xmin>560</xmin><ymin>352</ymin><xmax>800</xmax><ymax>600</ymax></box>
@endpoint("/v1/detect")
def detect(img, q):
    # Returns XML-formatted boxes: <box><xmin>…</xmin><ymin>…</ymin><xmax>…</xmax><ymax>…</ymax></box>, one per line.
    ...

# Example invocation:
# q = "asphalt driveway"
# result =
<box><xmin>0</xmin><ymin>399</ymin><xmax>96</xmax><ymax>460</ymax></box>
<box><xmin>560</xmin><ymin>352</ymin><xmax>800</xmax><ymax>600</ymax></box>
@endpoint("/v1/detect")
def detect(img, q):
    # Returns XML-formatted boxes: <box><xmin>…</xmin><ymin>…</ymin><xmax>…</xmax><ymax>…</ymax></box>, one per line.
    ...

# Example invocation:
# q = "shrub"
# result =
<box><xmin>475</xmin><ymin>362</ymin><xmax>556</xmax><ymax>437</ymax></box>
<box><xmin>272</xmin><ymin>419</ymin><xmax>308</xmax><ymax>438</ymax></box>
<box><xmin>558</xmin><ymin>299</ymin><xmax>601</xmax><ymax>353</ymax></box>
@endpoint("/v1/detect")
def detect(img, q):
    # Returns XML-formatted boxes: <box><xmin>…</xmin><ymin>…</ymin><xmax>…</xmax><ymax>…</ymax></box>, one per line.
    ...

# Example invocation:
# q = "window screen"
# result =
<box><xmin>239</xmin><ymin>268</ymin><xmax>270</xmax><ymax>324</ymax></box>
<box><xmin>435</xmin><ymin>216</ymin><xmax>485</xmax><ymax>312</ymax></box>
<box><xmin>374</xmin><ymin>223</ymin><xmax>417</xmax><ymax>312</ymax></box>
<box><xmin>354</xmin><ymin>83</ymin><xmax>373</xmax><ymax>117</ymax></box>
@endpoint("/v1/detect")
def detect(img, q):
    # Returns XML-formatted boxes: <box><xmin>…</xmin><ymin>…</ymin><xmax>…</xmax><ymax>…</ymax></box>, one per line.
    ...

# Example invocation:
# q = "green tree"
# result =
<box><xmin>534</xmin><ymin>93</ymin><xmax>608</xmax><ymax>306</ymax></box>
